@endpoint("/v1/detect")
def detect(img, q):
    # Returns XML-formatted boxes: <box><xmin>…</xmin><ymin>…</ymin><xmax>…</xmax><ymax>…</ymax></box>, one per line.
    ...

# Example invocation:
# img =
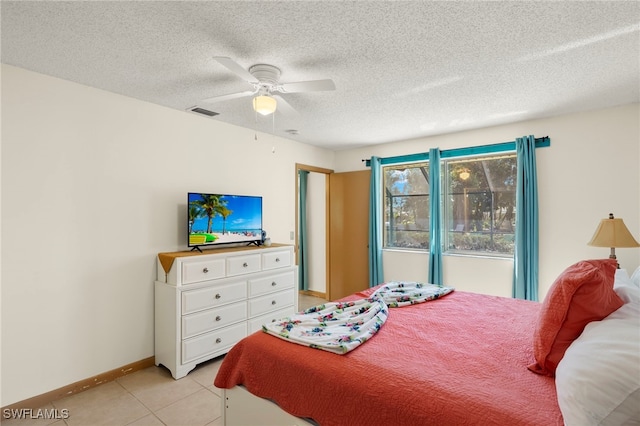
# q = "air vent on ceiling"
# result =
<box><xmin>188</xmin><ymin>107</ymin><xmax>219</xmax><ymax>117</ymax></box>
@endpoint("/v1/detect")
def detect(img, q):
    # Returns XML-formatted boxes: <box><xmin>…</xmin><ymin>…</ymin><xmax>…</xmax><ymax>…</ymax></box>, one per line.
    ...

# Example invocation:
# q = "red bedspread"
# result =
<box><xmin>214</xmin><ymin>290</ymin><xmax>563</xmax><ymax>426</ymax></box>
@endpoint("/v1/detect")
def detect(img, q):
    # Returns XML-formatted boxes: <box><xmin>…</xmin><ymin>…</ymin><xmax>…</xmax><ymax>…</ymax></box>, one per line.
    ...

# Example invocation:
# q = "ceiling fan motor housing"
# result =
<box><xmin>249</xmin><ymin>64</ymin><xmax>281</xmax><ymax>88</ymax></box>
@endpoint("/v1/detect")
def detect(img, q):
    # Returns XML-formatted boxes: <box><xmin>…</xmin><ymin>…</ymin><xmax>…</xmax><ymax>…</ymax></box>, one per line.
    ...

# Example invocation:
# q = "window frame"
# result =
<box><xmin>382</xmin><ymin>161</ymin><xmax>431</xmax><ymax>251</ymax></box>
<box><xmin>441</xmin><ymin>152</ymin><xmax>517</xmax><ymax>258</ymax></box>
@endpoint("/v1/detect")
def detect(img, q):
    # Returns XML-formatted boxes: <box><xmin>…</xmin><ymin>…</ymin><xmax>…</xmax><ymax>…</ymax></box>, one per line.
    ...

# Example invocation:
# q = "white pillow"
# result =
<box><xmin>556</xmin><ymin>301</ymin><xmax>640</xmax><ymax>425</ymax></box>
<box><xmin>615</xmin><ymin>269</ymin><xmax>640</xmax><ymax>304</ymax></box>
<box><xmin>616</xmin><ymin>268</ymin><xmax>631</xmax><ymax>282</ymax></box>
<box><xmin>630</xmin><ymin>266</ymin><xmax>640</xmax><ymax>287</ymax></box>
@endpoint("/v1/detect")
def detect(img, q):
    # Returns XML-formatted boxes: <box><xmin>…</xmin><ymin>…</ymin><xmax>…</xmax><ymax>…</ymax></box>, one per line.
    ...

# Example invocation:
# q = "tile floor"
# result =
<box><xmin>2</xmin><ymin>293</ymin><xmax>328</xmax><ymax>426</ymax></box>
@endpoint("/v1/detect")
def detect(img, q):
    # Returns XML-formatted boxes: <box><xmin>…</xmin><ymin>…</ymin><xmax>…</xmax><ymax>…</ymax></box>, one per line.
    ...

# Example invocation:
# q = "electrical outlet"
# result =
<box><xmin>290</xmin><ymin>231</ymin><xmax>295</xmax><ymax>240</ymax></box>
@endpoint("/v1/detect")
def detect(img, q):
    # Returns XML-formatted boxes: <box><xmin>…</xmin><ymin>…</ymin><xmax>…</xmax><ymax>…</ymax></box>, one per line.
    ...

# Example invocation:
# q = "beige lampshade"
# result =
<box><xmin>252</xmin><ymin>95</ymin><xmax>277</xmax><ymax>115</ymax></box>
<box><xmin>588</xmin><ymin>214</ymin><xmax>640</xmax><ymax>248</ymax></box>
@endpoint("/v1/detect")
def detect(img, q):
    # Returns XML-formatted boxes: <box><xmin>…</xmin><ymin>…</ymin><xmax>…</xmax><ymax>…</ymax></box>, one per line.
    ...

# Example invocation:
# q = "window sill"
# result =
<box><xmin>382</xmin><ymin>247</ymin><xmax>513</xmax><ymax>261</ymax></box>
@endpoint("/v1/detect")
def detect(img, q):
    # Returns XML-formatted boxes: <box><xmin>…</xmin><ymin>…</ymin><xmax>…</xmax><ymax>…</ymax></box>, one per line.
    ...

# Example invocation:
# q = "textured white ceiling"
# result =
<box><xmin>2</xmin><ymin>1</ymin><xmax>639</xmax><ymax>150</ymax></box>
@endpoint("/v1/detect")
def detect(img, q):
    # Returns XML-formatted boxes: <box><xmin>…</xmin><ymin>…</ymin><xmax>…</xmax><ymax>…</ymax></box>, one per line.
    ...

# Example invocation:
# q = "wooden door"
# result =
<box><xmin>328</xmin><ymin>170</ymin><xmax>371</xmax><ymax>300</ymax></box>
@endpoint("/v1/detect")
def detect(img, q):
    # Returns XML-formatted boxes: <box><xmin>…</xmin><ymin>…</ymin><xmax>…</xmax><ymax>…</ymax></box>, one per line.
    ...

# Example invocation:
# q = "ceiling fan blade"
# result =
<box><xmin>273</xmin><ymin>95</ymin><xmax>300</xmax><ymax>118</ymax></box>
<box><xmin>279</xmin><ymin>79</ymin><xmax>336</xmax><ymax>93</ymax></box>
<box><xmin>200</xmin><ymin>89</ymin><xmax>256</xmax><ymax>104</ymax></box>
<box><xmin>212</xmin><ymin>57</ymin><xmax>259</xmax><ymax>83</ymax></box>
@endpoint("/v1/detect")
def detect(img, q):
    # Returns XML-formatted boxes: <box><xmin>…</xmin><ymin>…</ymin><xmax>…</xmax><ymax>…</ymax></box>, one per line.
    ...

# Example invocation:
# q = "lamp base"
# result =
<box><xmin>609</xmin><ymin>248</ymin><xmax>620</xmax><ymax>268</ymax></box>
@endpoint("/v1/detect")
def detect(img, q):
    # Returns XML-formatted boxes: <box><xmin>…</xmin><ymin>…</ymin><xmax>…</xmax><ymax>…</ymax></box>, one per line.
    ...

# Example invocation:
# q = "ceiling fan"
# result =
<box><xmin>199</xmin><ymin>57</ymin><xmax>336</xmax><ymax>117</ymax></box>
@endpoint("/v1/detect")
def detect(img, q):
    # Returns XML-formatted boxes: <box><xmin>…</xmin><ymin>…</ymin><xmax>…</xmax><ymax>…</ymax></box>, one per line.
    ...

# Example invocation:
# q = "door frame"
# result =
<box><xmin>295</xmin><ymin>163</ymin><xmax>333</xmax><ymax>299</ymax></box>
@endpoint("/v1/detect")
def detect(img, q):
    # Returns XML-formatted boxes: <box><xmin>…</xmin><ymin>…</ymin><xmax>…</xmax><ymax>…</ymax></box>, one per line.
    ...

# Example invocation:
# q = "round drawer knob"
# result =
<box><xmin>215</xmin><ymin>294</ymin><xmax>221</xmax><ymax>299</ymax></box>
<box><xmin>215</xmin><ymin>338</ymin><xmax>222</xmax><ymax>344</ymax></box>
<box><xmin>271</xmin><ymin>281</ymin><xmax>277</xmax><ymax>286</ymax></box>
<box><xmin>271</xmin><ymin>300</ymin><xmax>276</xmax><ymax>305</ymax></box>
<box><xmin>275</xmin><ymin>258</ymin><xmax>280</xmax><ymax>262</ymax></box>
<box><xmin>215</xmin><ymin>316</ymin><xmax>221</xmax><ymax>321</ymax></box>
<box><xmin>243</xmin><ymin>262</ymin><xmax>248</xmax><ymax>267</ymax></box>
<box><xmin>202</xmin><ymin>267</ymin><xmax>209</xmax><ymax>273</ymax></box>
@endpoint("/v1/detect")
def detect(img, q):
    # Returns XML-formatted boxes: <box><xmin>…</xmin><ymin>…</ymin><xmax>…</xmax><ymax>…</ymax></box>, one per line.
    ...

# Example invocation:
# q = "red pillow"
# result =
<box><xmin>528</xmin><ymin>259</ymin><xmax>623</xmax><ymax>376</ymax></box>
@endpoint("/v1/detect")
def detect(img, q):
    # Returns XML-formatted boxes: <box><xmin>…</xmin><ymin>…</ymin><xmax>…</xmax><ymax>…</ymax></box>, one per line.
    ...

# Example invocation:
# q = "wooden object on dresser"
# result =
<box><xmin>154</xmin><ymin>244</ymin><xmax>298</xmax><ymax>379</ymax></box>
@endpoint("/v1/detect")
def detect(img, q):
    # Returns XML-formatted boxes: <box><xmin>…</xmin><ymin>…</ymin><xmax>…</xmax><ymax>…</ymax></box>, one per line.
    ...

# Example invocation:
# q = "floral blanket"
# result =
<box><xmin>262</xmin><ymin>282</ymin><xmax>454</xmax><ymax>354</ymax></box>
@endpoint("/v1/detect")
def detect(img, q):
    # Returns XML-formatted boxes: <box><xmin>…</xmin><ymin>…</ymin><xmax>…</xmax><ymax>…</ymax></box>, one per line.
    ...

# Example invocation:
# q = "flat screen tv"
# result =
<box><xmin>188</xmin><ymin>192</ymin><xmax>263</xmax><ymax>250</ymax></box>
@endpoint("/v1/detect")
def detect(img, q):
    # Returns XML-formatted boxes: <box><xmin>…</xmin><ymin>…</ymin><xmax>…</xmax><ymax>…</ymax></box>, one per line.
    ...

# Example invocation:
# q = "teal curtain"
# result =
<box><xmin>513</xmin><ymin>135</ymin><xmax>539</xmax><ymax>301</ymax></box>
<box><xmin>368</xmin><ymin>156</ymin><xmax>384</xmax><ymax>287</ymax></box>
<box><xmin>428</xmin><ymin>148</ymin><xmax>443</xmax><ymax>284</ymax></box>
<box><xmin>298</xmin><ymin>170</ymin><xmax>309</xmax><ymax>291</ymax></box>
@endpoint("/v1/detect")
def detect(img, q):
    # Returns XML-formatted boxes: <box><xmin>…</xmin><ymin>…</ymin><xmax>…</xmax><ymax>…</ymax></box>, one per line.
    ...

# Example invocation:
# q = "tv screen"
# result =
<box><xmin>188</xmin><ymin>192</ymin><xmax>263</xmax><ymax>248</ymax></box>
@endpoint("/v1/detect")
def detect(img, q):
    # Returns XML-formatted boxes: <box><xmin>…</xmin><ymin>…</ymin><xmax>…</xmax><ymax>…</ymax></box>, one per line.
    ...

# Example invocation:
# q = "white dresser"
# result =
<box><xmin>154</xmin><ymin>244</ymin><xmax>297</xmax><ymax>379</ymax></box>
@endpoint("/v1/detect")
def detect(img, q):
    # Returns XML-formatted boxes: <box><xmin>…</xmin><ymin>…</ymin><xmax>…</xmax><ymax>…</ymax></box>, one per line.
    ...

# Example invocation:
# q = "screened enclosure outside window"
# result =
<box><xmin>383</xmin><ymin>162</ymin><xmax>431</xmax><ymax>249</ymax></box>
<box><xmin>444</xmin><ymin>153</ymin><xmax>517</xmax><ymax>256</ymax></box>
<box><xmin>383</xmin><ymin>153</ymin><xmax>517</xmax><ymax>256</ymax></box>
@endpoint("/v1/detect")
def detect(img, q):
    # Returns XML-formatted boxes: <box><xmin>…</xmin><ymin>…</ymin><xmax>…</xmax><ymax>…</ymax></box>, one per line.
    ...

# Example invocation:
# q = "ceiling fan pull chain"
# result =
<box><xmin>254</xmin><ymin>108</ymin><xmax>258</xmax><ymax>141</ymax></box>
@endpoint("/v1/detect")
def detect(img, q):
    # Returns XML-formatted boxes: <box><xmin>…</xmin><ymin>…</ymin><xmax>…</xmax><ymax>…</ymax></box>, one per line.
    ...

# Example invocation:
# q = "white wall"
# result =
<box><xmin>335</xmin><ymin>103</ymin><xmax>640</xmax><ymax>299</ymax></box>
<box><xmin>0</xmin><ymin>65</ymin><xmax>335</xmax><ymax>406</ymax></box>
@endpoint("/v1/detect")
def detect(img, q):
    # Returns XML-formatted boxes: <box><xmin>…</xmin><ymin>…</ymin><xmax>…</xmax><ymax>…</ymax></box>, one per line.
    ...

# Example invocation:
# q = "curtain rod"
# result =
<box><xmin>362</xmin><ymin>136</ymin><xmax>550</xmax><ymax>165</ymax></box>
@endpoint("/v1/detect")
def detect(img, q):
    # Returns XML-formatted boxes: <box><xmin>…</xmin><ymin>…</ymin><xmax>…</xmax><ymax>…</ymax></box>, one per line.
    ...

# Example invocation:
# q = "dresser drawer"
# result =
<box><xmin>227</xmin><ymin>254</ymin><xmax>261</xmax><ymax>276</ymax></box>
<box><xmin>249</xmin><ymin>288</ymin><xmax>295</xmax><ymax>317</ymax></box>
<box><xmin>182</xmin><ymin>281</ymin><xmax>246</xmax><ymax>314</ymax></box>
<box><xmin>182</xmin><ymin>301</ymin><xmax>247</xmax><ymax>339</ymax></box>
<box><xmin>248</xmin><ymin>270</ymin><xmax>296</xmax><ymax>297</ymax></box>
<box><xmin>182</xmin><ymin>258</ymin><xmax>226</xmax><ymax>285</ymax></box>
<box><xmin>247</xmin><ymin>306</ymin><xmax>296</xmax><ymax>334</ymax></box>
<box><xmin>262</xmin><ymin>250</ymin><xmax>292</xmax><ymax>270</ymax></box>
<box><xmin>182</xmin><ymin>322</ymin><xmax>246</xmax><ymax>364</ymax></box>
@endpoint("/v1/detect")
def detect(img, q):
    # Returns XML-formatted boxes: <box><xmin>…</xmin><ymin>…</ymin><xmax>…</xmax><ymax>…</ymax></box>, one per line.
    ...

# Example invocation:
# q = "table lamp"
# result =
<box><xmin>588</xmin><ymin>213</ymin><xmax>640</xmax><ymax>266</ymax></box>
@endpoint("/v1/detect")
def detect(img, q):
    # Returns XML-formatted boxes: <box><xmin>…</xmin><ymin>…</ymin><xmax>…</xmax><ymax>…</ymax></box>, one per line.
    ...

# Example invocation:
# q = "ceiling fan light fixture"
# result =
<box><xmin>253</xmin><ymin>95</ymin><xmax>277</xmax><ymax>115</ymax></box>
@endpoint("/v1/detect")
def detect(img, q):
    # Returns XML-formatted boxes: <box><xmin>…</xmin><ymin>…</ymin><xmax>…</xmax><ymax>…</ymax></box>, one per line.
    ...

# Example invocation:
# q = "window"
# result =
<box><xmin>382</xmin><ymin>152</ymin><xmax>517</xmax><ymax>256</ymax></box>
<box><xmin>383</xmin><ymin>162</ymin><xmax>430</xmax><ymax>249</ymax></box>
<box><xmin>444</xmin><ymin>153</ymin><xmax>516</xmax><ymax>256</ymax></box>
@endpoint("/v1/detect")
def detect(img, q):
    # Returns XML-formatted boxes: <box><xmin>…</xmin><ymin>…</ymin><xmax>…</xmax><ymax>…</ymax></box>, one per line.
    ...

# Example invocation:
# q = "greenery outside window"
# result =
<box><xmin>382</xmin><ymin>152</ymin><xmax>517</xmax><ymax>256</ymax></box>
<box><xmin>383</xmin><ymin>162</ymin><xmax>430</xmax><ymax>249</ymax></box>
<box><xmin>444</xmin><ymin>153</ymin><xmax>516</xmax><ymax>256</ymax></box>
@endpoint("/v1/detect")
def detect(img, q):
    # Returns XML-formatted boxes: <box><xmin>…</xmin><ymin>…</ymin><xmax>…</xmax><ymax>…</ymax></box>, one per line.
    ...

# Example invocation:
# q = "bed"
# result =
<box><xmin>214</xmin><ymin>259</ymin><xmax>640</xmax><ymax>425</ymax></box>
